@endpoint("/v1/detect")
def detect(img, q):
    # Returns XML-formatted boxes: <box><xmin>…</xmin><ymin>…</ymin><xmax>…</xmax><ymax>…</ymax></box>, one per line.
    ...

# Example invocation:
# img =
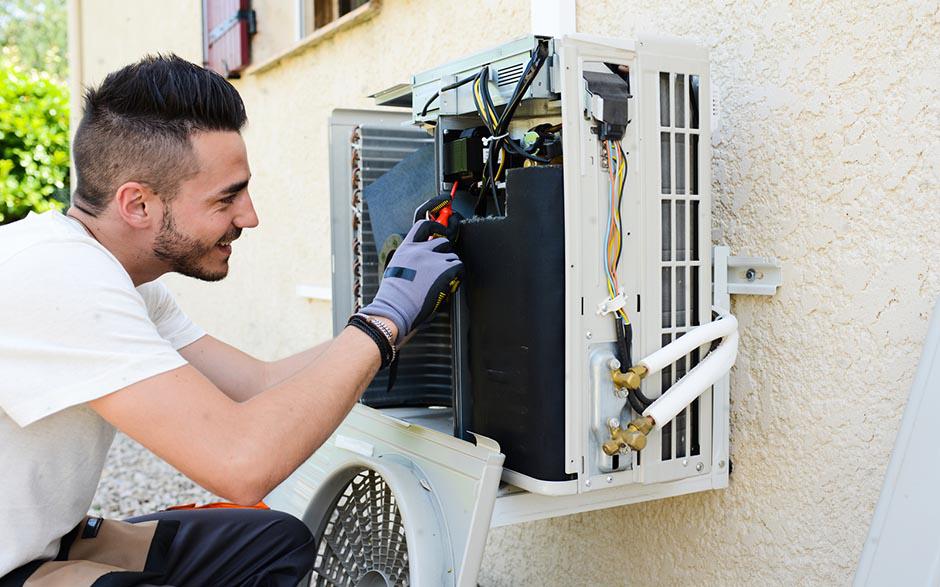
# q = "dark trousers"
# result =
<box><xmin>1</xmin><ymin>509</ymin><xmax>315</xmax><ymax>587</ymax></box>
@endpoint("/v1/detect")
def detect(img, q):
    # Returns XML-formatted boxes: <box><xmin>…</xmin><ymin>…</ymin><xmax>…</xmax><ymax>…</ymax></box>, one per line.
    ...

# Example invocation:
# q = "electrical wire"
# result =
<box><xmin>471</xmin><ymin>40</ymin><xmax>550</xmax><ymax>216</ymax></box>
<box><xmin>603</xmin><ymin>138</ymin><xmax>646</xmax><ymax>415</ymax></box>
<box><xmin>421</xmin><ymin>72</ymin><xmax>480</xmax><ymax>118</ymax></box>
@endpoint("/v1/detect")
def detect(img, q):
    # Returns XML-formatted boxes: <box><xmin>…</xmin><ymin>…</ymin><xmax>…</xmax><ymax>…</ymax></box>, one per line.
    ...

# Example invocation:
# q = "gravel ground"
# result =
<box><xmin>89</xmin><ymin>432</ymin><xmax>220</xmax><ymax>519</ymax></box>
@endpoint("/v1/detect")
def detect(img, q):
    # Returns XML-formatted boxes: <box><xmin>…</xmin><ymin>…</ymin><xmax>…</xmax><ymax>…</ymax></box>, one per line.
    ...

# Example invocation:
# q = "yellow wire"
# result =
<box><xmin>495</xmin><ymin>147</ymin><xmax>506</xmax><ymax>180</ymax></box>
<box><xmin>605</xmin><ymin>140</ymin><xmax>630</xmax><ymax>325</ymax></box>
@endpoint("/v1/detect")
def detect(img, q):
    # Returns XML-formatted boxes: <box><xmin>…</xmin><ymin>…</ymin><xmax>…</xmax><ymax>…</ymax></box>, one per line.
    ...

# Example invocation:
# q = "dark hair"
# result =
<box><xmin>72</xmin><ymin>54</ymin><xmax>247</xmax><ymax>215</ymax></box>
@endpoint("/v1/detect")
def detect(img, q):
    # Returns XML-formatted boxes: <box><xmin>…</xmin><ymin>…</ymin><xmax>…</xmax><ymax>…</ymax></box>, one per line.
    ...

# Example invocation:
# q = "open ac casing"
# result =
<box><xmin>267</xmin><ymin>34</ymin><xmax>731</xmax><ymax>586</ymax></box>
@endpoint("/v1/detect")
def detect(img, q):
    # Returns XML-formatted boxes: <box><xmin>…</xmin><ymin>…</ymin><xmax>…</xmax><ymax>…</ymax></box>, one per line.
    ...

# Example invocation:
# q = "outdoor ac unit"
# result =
<box><xmin>268</xmin><ymin>33</ymin><xmax>739</xmax><ymax>587</ymax></box>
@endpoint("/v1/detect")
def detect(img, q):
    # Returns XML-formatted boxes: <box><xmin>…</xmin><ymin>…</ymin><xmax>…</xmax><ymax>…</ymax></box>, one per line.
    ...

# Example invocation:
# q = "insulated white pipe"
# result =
<box><xmin>638</xmin><ymin>309</ymin><xmax>738</xmax><ymax>375</ymax></box>
<box><xmin>644</xmin><ymin>328</ymin><xmax>739</xmax><ymax>428</ymax></box>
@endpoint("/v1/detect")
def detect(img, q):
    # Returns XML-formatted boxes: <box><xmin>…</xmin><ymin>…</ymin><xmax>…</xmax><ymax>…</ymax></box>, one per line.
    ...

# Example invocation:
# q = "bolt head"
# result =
<box><xmin>585</xmin><ymin>331</ymin><xmax>593</xmax><ymax>340</ymax></box>
<box><xmin>696</xmin><ymin>462</ymin><xmax>704</xmax><ymax>472</ymax></box>
<box><xmin>585</xmin><ymin>479</ymin><xmax>591</xmax><ymax>487</ymax></box>
<box><xmin>608</xmin><ymin>358</ymin><xmax>621</xmax><ymax>370</ymax></box>
<box><xmin>608</xmin><ymin>417</ymin><xmax>620</xmax><ymax>428</ymax></box>
<box><xmin>682</xmin><ymin>459</ymin><xmax>689</xmax><ymax>467</ymax></box>
<box><xmin>745</xmin><ymin>268</ymin><xmax>757</xmax><ymax>281</ymax></box>
<box><xmin>606</xmin><ymin>476</ymin><xmax>613</xmax><ymax>483</ymax></box>
<box><xmin>718</xmin><ymin>460</ymin><xmax>726</xmax><ymax>469</ymax></box>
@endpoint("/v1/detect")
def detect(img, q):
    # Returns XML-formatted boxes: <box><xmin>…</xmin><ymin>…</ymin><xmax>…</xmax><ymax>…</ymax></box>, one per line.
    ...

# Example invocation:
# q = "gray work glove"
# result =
<box><xmin>360</xmin><ymin>220</ymin><xmax>464</xmax><ymax>344</ymax></box>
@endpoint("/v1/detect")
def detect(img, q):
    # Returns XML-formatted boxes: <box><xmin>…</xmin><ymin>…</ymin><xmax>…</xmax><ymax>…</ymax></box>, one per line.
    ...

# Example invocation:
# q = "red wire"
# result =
<box><xmin>450</xmin><ymin>181</ymin><xmax>459</xmax><ymax>199</ymax></box>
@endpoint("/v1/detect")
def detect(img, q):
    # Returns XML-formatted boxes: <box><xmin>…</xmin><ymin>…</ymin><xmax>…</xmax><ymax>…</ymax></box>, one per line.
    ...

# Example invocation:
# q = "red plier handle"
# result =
<box><xmin>427</xmin><ymin>182</ymin><xmax>459</xmax><ymax>227</ymax></box>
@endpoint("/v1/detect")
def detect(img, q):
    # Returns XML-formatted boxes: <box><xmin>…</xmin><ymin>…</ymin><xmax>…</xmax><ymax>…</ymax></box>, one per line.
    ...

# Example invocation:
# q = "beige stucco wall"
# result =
<box><xmin>72</xmin><ymin>0</ymin><xmax>940</xmax><ymax>584</ymax></box>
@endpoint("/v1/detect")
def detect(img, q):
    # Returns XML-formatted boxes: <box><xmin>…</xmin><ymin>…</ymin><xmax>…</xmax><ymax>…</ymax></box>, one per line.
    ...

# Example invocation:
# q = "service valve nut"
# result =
<box><xmin>610</xmin><ymin>365</ymin><xmax>648</xmax><ymax>391</ymax></box>
<box><xmin>602</xmin><ymin>439</ymin><xmax>622</xmax><ymax>456</ymax></box>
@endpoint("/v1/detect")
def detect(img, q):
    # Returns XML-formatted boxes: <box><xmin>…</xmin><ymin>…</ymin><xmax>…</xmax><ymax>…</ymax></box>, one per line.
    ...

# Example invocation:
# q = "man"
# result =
<box><xmin>0</xmin><ymin>55</ymin><xmax>462</xmax><ymax>585</ymax></box>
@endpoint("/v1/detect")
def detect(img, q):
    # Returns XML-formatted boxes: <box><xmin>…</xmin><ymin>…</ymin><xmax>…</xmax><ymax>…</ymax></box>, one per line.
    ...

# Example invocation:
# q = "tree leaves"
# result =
<box><xmin>0</xmin><ymin>50</ymin><xmax>70</xmax><ymax>224</ymax></box>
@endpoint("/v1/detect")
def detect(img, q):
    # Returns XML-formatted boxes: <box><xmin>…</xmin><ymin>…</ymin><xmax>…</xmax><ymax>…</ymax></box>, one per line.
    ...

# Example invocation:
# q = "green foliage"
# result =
<box><xmin>0</xmin><ymin>48</ymin><xmax>70</xmax><ymax>224</ymax></box>
<box><xmin>0</xmin><ymin>0</ymin><xmax>68</xmax><ymax>79</ymax></box>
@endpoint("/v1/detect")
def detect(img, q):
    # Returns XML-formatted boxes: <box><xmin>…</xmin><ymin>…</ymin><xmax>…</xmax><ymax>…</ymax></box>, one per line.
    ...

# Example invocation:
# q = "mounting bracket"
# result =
<box><xmin>713</xmin><ymin>245</ymin><xmax>782</xmax><ymax>305</ymax></box>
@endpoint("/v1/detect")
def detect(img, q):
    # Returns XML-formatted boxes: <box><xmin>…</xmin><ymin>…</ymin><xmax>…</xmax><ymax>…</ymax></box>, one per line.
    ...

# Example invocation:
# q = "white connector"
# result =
<box><xmin>596</xmin><ymin>290</ymin><xmax>627</xmax><ymax>316</ymax></box>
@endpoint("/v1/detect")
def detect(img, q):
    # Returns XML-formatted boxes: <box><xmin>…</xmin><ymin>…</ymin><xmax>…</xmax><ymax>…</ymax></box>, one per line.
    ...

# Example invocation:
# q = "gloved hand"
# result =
<box><xmin>413</xmin><ymin>194</ymin><xmax>464</xmax><ymax>243</ymax></box>
<box><xmin>360</xmin><ymin>219</ymin><xmax>464</xmax><ymax>344</ymax></box>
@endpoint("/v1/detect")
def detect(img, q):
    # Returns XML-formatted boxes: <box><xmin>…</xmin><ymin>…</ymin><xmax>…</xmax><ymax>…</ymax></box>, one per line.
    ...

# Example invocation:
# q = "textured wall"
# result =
<box><xmin>73</xmin><ymin>0</ymin><xmax>940</xmax><ymax>584</ymax></box>
<box><xmin>482</xmin><ymin>1</ymin><xmax>940</xmax><ymax>585</ymax></box>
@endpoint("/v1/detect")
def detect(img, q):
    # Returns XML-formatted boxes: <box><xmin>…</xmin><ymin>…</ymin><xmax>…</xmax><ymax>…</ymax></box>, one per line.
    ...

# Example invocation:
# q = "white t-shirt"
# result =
<box><xmin>0</xmin><ymin>211</ymin><xmax>205</xmax><ymax>576</ymax></box>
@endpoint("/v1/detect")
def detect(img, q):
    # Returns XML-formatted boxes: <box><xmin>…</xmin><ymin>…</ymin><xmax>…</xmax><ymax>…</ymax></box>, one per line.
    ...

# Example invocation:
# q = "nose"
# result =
<box><xmin>235</xmin><ymin>191</ymin><xmax>260</xmax><ymax>229</ymax></box>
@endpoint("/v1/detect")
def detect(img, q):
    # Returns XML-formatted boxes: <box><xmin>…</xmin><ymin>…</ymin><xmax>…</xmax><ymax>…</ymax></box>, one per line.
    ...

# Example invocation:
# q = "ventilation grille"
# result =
<box><xmin>312</xmin><ymin>469</ymin><xmax>409</xmax><ymax>586</ymax></box>
<box><xmin>657</xmin><ymin>71</ymin><xmax>705</xmax><ymax>461</ymax></box>
<box><xmin>496</xmin><ymin>62</ymin><xmax>525</xmax><ymax>87</ymax></box>
<box><xmin>351</xmin><ymin>125</ymin><xmax>452</xmax><ymax>407</ymax></box>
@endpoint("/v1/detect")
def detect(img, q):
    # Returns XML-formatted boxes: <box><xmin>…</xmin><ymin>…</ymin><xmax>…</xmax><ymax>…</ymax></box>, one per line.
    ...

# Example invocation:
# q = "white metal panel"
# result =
<box><xmin>266</xmin><ymin>405</ymin><xmax>505</xmax><ymax>586</ymax></box>
<box><xmin>854</xmin><ymin>298</ymin><xmax>940</xmax><ymax>586</ymax></box>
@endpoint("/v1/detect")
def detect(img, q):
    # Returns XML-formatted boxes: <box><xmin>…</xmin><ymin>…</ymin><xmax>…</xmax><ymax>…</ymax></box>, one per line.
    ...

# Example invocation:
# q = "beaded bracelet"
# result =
<box><xmin>347</xmin><ymin>314</ymin><xmax>396</xmax><ymax>370</ymax></box>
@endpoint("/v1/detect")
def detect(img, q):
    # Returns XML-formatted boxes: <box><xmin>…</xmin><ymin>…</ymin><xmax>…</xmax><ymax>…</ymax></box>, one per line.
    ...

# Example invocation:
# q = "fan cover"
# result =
<box><xmin>313</xmin><ymin>469</ymin><xmax>410</xmax><ymax>586</ymax></box>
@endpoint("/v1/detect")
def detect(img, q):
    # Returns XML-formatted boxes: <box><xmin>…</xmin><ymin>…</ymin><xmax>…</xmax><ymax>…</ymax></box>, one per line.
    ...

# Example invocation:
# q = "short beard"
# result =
<box><xmin>153</xmin><ymin>207</ymin><xmax>237</xmax><ymax>282</ymax></box>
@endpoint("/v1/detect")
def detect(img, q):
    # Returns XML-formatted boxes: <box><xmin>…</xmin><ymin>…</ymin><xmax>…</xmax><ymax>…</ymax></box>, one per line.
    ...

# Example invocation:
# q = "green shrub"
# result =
<box><xmin>0</xmin><ymin>48</ymin><xmax>70</xmax><ymax>225</ymax></box>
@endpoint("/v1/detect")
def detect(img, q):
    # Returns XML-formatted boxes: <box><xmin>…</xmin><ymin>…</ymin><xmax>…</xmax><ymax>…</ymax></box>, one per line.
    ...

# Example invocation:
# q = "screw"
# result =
<box><xmin>585</xmin><ymin>331</ymin><xmax>593</xmax><ymax>340</ymax></box>
<box><xmin>682</xmin><ymin>459</ymin><xmax>689</xmax><ymax>467</ymax></box>
<box><xmin>718</xmin><ymin>460</ymin><xmax>726</xmax><ymax>469</ymax></box>
<box><xmin>585</xmin><ymin>479</ymin><xmax>592</xmax><ymax>487</ymax></box>
<box><xmin>608</xmin><ymin>358</ymin><xmax>621</xmax><ymax>370</ymax></box>
<box><xmin>745</xmin><ymin>268</ymin><xmax>756</xmax><ymax>281</ymax></box>
<box><xmin>696</xmin><ymin>462</ymin><xmax>704</xmax><ymax>472</ymax></box>
<box><xmin>608</xmin><ymin>417</ymin><xmax>620</xmax><ymax>429</ymax></box>
<box><xmin>606</xmin><ymin>476</ymin><xmax>613</xmax><ymax>483</ymax></box>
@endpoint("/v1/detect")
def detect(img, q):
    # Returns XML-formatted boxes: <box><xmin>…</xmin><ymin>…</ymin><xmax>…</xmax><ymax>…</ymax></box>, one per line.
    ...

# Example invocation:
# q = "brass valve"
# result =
<box><xmin>602</xmin><ymin>415</ymin><xmax>655</xmax><ymax>455</ymax></box>
<box><xmin>611</xmin><ymin>364</ymin><xmax>649</xmax><ymax>391</ymax></box>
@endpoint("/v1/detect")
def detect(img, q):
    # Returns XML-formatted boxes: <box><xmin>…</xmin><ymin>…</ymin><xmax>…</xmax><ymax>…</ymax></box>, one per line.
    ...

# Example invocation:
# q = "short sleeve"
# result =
<box><xmin>137</xmin><ymin>281</ymin><xmax>206</xmax><ymax>350</ymax></box>
<box><xmin>0</xmin><ymin>241</ymin><xmax>190</xmax><ymax>427</ymax></box>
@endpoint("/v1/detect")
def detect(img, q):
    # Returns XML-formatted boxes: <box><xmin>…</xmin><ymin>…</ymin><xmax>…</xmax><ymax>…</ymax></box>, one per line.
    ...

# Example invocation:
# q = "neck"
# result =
<box><xmin>66</xmin><ymin>206</ymin><xmax>167</xmax><ymax>286</ymax></box>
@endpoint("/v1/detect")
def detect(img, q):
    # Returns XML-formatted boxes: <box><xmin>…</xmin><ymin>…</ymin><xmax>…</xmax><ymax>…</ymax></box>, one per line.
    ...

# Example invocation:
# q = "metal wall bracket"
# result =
<box><xmin>714</xmin><ymin>245</ymin><xmax>782</xmax><ymax>299</ymax></box>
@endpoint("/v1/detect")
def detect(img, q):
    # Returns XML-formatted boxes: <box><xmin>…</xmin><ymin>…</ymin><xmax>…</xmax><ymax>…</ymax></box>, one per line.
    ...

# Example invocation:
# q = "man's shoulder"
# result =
<box><xmin>0</xmin><ymin>211</ymin><xmax>124</xmax><ymax>275</ymax></box>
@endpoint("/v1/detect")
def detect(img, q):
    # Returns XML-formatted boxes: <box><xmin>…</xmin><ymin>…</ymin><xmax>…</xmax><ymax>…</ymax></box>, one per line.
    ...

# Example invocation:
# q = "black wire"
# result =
<box><xmin>627</xmin><ymin>390</ymin><xmax>649</xmax><ymax>414</ymax></box>
<box><xmin>421</xmin><ymin>72</ymin><xmax>480</xmax><ymax>118</ymax></box>
<box><xmin>487</xmin><ymin>143</ymin><xmax>500</xmax><ymax>215</ymax></box>
<box><xmin>504</xmin><ymin>138</ymin><xmax>552</xmax><ymax>163</ymax></box>
<box><xmin>495</xmin><ymin>40</ymin><xmax>550</xmax><ymax>132</ymax></box>
<box><xmin>471</xmin><ymin>40</ymin><xmax>551</xmax><ymax>217</ymax></box>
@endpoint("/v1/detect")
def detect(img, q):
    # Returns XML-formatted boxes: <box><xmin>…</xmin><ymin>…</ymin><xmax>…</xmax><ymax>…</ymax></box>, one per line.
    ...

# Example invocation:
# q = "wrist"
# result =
<box><xmin>370</xmin><ymin>316</ymin><xmax>399</xmax><ymax>343</ymax></box>
<box><xmin>347</xmin><ymin>313</ymin><xmax>398</xmax><ymax>371</ymax></box>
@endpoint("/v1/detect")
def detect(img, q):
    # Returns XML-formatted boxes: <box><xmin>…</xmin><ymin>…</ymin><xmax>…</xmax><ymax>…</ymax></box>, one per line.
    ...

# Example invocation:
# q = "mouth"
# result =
<box><xmin>216</xmin><ymin>239</ymin><xmax>234</xmax><ymax>254</ymax></box>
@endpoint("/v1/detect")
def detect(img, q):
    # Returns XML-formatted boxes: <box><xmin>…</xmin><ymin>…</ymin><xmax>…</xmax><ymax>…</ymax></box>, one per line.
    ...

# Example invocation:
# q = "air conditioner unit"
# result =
<box><xmin>268</xmin><ymin>33</ymin><xmax>745</xmax><ymax>587</ymax></box>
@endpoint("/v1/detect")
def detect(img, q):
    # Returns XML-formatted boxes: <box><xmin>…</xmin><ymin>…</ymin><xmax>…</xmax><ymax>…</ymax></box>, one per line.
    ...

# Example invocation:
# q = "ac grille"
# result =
<box><xmin>657</xmin><ymin>71</ymin><xmax>705</xmax><ymax>461</ymax></box>
<box><xmin>351</xmin><ymin>125</ymin><xmax>452</xmax><ymax>407</ymax></box>
<box><xmin>496</xmin><ymin>62</ymin><xmax>524</xmax><ymax>87</ymax></box>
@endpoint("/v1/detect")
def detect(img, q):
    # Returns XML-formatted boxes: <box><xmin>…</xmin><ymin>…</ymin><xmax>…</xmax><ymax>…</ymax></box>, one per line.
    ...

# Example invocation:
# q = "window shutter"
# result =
<box><xmin>204</xmin><ymin>0</ymin><xmax>256</xmax><ymax>77</ymax></box>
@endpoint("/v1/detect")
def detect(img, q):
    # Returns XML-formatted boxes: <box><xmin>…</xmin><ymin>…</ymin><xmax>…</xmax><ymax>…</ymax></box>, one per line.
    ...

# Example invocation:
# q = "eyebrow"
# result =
<box><xmin>213</xmin><ymin>177</ymin><xmax>250</xmax><ymax>198</ymax></box>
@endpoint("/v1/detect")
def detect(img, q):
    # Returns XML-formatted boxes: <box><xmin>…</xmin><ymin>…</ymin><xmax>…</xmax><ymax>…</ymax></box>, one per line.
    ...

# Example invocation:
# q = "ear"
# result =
<box><xmin>113</xmin><ymin>181</ymin><xmax>162</xmax><ymax>229</ymax></box>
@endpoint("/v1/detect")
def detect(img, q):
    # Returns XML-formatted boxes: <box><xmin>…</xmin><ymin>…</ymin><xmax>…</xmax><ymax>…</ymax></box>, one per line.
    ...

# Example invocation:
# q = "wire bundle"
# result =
<box><xmin>471</xmin><ymin>41</ymin><xmax>550</xmax><ymax>215</ymax></box>
<box><xmin>603</xmin><ymin>140</ymin><xmax>651</xmax><ymax>414</ymax></box>
<box><xmin>604</xmin><ymin>139</ymin><xmax>628</xmax><ymax>323</ymax></box>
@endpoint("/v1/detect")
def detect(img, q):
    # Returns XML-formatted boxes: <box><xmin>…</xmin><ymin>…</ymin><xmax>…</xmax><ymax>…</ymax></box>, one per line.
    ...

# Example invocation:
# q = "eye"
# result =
<box><xmin>219</xmin><ymin>194</ymin><xmax>237</xmax><ymax>205</ymax></box>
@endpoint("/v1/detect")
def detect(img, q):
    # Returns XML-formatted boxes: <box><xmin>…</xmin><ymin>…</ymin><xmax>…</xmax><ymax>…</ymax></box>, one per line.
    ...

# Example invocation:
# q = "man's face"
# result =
<box><xmin>153</xmin><ymin>131</ymin><xmax>258</xmax><ymax>281</ymax></box>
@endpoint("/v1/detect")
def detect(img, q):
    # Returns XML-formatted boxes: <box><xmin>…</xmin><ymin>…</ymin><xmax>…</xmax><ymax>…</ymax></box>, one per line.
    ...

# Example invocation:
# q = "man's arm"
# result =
<box><xmin>90</xmin><ymin>219</ymin><xmax>462</xmax><ymax>505</ymax></box>
<box><xmin>90</xmin><ymin>322</ymin><xmax>389</xmax><ymax>505</ymax></box>
<box><xmin>180</xmin><ymin>335</ymin><xmax>333</xmax><ymax>402</ymax></box>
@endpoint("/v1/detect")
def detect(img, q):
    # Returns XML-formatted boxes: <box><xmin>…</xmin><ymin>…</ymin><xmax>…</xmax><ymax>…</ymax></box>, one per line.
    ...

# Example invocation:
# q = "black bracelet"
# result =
<box><xmin>347</xmin><ymin>314</ymin><xmax>394</xmax><ymax>370</ymax></box>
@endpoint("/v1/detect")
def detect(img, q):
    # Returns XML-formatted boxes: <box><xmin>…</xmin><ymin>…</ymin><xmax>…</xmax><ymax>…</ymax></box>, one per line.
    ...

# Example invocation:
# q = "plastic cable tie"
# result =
<box><xmin>596</xmin><ymin>290</ymin><xmax>627</xmax><ymax>316</ymax></box>
<box><xmin>482</xmin><ymin>132</ymin><xmax>509</xmax><ymax>146</ymax></box>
